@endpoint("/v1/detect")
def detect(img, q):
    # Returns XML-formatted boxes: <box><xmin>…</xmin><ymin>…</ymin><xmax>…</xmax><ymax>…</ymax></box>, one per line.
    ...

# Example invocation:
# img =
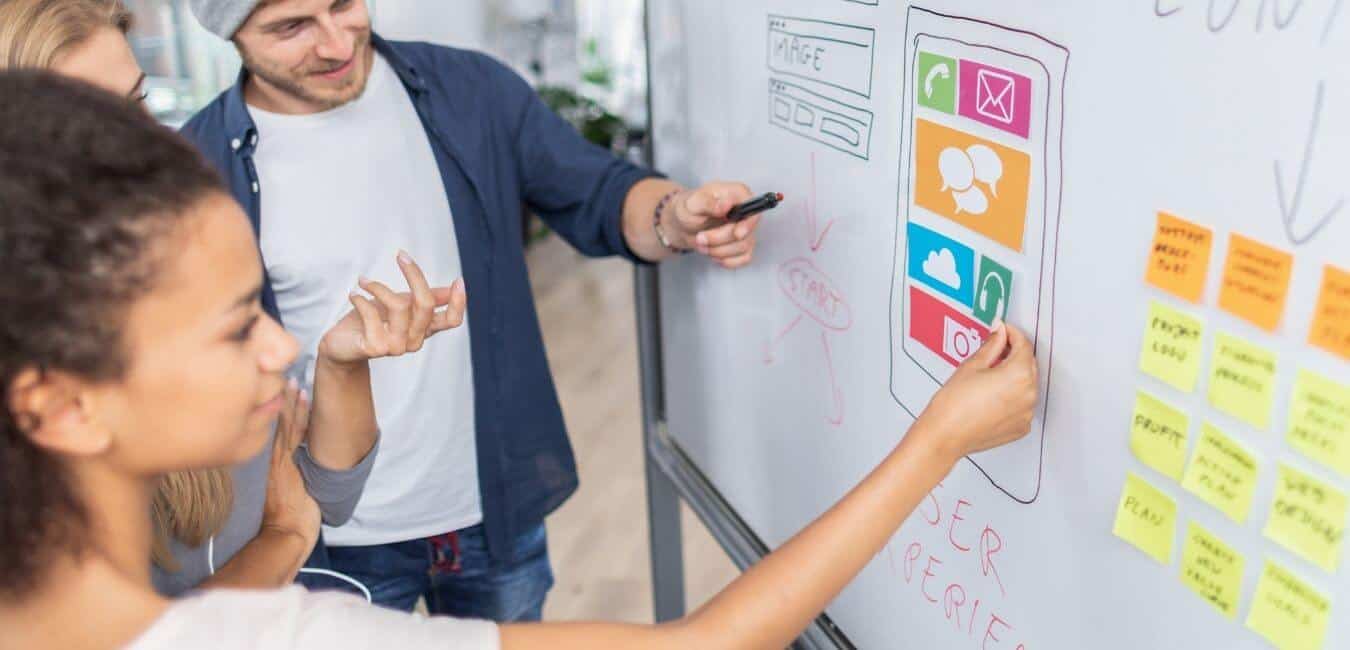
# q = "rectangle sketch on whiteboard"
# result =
<box><xmin>767</xmin><ymin>14</ymin><xmax>876</xmax><ymax>98</ymax></box>
<box><xmin>889</xmin><ymin>7</ymin><xmax>1069</xmax><ymax>504</ymax></box>
<box><xmin>768</xmin><ymin>78</ymin><xmax>875</xmax><ymax>160</ymax></box>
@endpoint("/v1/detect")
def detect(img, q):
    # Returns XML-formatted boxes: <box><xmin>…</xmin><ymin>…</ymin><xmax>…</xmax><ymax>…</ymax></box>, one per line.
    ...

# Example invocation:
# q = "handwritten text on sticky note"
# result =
<box><xmin>1113</xmin><ymin>472</ymin><xmax>1178</xmax><ymax>564</ymax></box>
<box><xmin>1179</xmin><ymin>522</ymin><xmax>1245</xmax><ymax>619</ymax></box>
<box><xmin>1309</xmin><ymin>264</ymin><xmax>1350</xmax><ymax>361</ymax></box>
<box><xmin>1264</xmin><ymin>463</ymin><xmax>1348</xmax><ymax>574</ymax></box>
<box><xmin>1140</xmin><ymin>302</ymin><xmax>1206</xmax><ymax>393</ymax></box>
<box><xmin>1288</xmin><ymin>370</ymin><xmax>1350</xmax><ymax>477</ymax></box>
<box><xmin>1130</xmin><ymin>391</ymin><xmax>1190</xmax><ymax>481</ymax></box>
<box><xmin>1208</xmin><ymin>332</ymin><xmax>1279</xmax><ymax>430</ymax></box>
<box><xmin>1219</xmin><ymin>233</ymin><xmax>1293</xmax><ymax>332</ymax></box>
<box><xmin>1246</xmin><ymin>561</ymin><xmax>1331</xmax><ymax>650</ymax></box>
<box><xmin>1146</xmin><ymin>212</ymin><xmax>1213</xmax><ymax>304</ymax></box>
<box><xmin>1182</xmin><ymin>423</ymin><xmax>1260</xmax><ymax>523</ymax></box>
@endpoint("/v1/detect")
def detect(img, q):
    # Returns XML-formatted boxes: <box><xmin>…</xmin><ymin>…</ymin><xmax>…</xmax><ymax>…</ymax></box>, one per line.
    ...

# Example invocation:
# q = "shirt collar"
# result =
<box><xmin>220</xmin><ymin>32</ymin><xmax>424</xmax><ymax>153</ymax></box>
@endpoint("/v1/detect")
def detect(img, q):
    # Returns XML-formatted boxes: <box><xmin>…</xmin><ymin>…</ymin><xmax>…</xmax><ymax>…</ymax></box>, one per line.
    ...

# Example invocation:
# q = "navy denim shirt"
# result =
<box><xmin>181</xmin><ymin>35</ymin><xmax>659</xmax><ymax>562</ymax></box>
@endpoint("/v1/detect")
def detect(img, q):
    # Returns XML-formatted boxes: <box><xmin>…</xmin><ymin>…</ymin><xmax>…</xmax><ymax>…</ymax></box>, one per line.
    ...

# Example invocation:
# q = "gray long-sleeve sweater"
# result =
<box><xmin>151</xmin><ymin>431</ymin><xmax>378</xmax><ymax>596</ymax></box>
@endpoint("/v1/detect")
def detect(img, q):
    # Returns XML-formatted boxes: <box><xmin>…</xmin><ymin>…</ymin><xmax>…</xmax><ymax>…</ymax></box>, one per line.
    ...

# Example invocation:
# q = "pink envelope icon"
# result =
<box><xmin>958</xmin><ymin>60</ymin><xmax>1032</xmax><ymax>138</ymax></box>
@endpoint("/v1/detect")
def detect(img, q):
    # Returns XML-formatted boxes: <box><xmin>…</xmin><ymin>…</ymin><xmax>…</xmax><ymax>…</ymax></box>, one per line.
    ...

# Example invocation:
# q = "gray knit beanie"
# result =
<box><xmin>188</xmin><ymin>0</ymin><xmax>260</xmax><ymax>39</ymax></box>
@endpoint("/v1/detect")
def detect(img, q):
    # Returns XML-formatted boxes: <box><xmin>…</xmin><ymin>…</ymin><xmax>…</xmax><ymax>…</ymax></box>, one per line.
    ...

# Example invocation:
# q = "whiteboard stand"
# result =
<box><xmin>636</xmin><ymin>3</ymin><xmax>851</xmax><ymax>645</ymax></box>
<box><xmin>635</xmin><ymin>267</ymin><xmax>853</xmax><ymax>650</ymax></box>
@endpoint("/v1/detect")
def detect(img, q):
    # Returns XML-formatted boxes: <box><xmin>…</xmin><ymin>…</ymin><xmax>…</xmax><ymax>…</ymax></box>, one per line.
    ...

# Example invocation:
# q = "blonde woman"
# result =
<box><xmin>0</xmin><ymin>70</ymin><xmax>1038</xmax><ymax>649</ymax></box>
<box><xmin>0</xmin><ymin>0</ymin><xmax>471</xmax><ymax>597</ymax></box>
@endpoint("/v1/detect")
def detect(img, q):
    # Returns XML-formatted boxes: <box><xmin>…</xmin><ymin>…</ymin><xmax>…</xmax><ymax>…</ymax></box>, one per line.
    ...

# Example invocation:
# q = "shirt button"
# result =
<box><xmin>250</xmin><ymin>134</ymin><xmax>258</xmax><ymax>146</ymax></box>
<box><xmin>251</xmin><ymin>182</ymin><xmax>259</xmax><ymax>193</ymax></box>
<box><xmin>230</xmin><ymin>138</ymin><xmax>242</xmax><ymax>151</ymax></box>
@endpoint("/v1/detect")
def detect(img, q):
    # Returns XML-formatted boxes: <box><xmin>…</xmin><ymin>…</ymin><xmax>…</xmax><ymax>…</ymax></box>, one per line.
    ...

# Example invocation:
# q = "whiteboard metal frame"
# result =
<box><xmin>637</xmin><ymin>5</ymin><xmax>853</xmax><ymax>647</ymax></box>
<box><xmin>636</xmin><ymin>271</ymin><xmax>854</xmax><ymax>650</ymax></box>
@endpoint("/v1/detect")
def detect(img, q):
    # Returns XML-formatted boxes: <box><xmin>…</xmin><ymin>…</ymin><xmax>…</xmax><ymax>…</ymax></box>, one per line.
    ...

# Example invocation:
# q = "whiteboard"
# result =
<box><xmin>648</xmin><ymin>2</ymin><xmax>1350</xmax><ymax>649</ymax></box>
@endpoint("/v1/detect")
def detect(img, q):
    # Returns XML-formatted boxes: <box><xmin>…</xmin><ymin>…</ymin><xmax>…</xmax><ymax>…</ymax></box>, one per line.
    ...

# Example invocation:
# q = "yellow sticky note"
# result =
<box><xmin>1140</xmin><ymin>301</ymin><xmax>1206</xmax><ymax>393</ymax></box>
<box><xmin>1246</xmin><ymin>561</ymin><xmax>1332</xmax><ymax>650</ymax></box>
<box><xmin>1179</xmin><ymin>522</ymin><xmax>1245</xmax><ymax>619</ymax></box>
<box><xmin>1264</xmin><ymin>463</ymin><xmax>1348</xmax><ymax>573</ymax></box>
<box><xmin>1309</xmin><ymin>265</ymin><xmax>1350</xmax><ymax>361</ymax></box>
<box><xmin>1208</xmin><ymin>332</ymin><xmax>1278</xmax><ymax>430</ymax></box>
<box><xmin>1113</xmin><ymin>472</ymin><xmax>1177</xmax><ymax>564</ymax></box>
<box><xmin>1130</xmin><ymin>391</ymin><xmax>1191</xmax><ymax>481</ymax></box>
<box><xmin>1182</xmin><ymin>423</ymin><xmax>1260</xmax><ymax>523</ymax></box>
<box><xmin>1146</xmin><ymin>212</ymin><xmax>1214</xmax><ymax>304</ymax></box>
<box><xmin>1288</xmin><ymin>370</ymin><xmax>1350</xmax><ymax>477</ymax></box>
<box><xmin>1219</xmin><ymin>233</ymin><xmax>1293</xmax><ymax>333</ymax></box>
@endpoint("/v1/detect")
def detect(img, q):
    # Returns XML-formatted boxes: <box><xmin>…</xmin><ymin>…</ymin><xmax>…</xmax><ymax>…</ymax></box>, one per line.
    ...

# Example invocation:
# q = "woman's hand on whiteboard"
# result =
<box><xmin>672</xmin><ymin>181</ymin><xmax>760</xmax><ymax>269</ymax></box>
<box><xmin>916</xmin><ymin>321</ymin><xmax>1039</xmax><ymax>464</ymax></box>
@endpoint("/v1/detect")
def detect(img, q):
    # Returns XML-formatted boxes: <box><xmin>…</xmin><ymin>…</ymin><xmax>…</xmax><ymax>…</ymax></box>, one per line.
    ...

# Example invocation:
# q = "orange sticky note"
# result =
<box><xmin>1218</xmin><ymin>234</ymin><xmax>1293</xmax><ymax>332</ymax></box>
<box><xmin>1146</xmin><ymin>212</ymin><xmax>1214</xmax><ymax>303</ymax></box>
<box><xmin>1309</xmin><ymin>265</ymin><xmax>1350</xmax><ymax>361</ymax></box>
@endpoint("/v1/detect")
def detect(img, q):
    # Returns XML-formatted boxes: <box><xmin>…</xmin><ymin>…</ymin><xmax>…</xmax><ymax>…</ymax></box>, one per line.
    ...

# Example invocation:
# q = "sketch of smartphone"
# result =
<box><xmin>890</xmin><ymin>7</ymin><xmax>1069</xmax><ymax>504</ymax></box>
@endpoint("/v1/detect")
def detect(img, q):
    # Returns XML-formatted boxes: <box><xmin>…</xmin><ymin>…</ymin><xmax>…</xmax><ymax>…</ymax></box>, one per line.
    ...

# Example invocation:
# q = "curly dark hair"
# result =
<box><xmin>0</xmin><ymin>71</ymin><xmax>224</xmax><ymax>599</ymax></box>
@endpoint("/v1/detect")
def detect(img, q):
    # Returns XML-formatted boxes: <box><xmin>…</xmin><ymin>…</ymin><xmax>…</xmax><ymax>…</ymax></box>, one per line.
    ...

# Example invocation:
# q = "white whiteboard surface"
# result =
<box><xmin>649</xmin><ymin>2</ymin><xmax>1350</xmax><ymax>649</ymax></box>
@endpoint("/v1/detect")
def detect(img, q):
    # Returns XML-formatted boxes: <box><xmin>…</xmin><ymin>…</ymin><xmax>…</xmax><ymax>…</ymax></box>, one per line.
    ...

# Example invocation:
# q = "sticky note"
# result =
<box><xmin>1146</xmin><ymin>212</ymin><xmax>1214</xmax><ymax>304</ymax></box>
<box><xmin>1246</xmin><ymin>561</ymin><xmax>1332</xmax><ymax>650</ymax></box>
<box><xmin>1309</xmin><ymin>265</ymin><xmax>1350</xmax><ymax>361</ymax></box>
<box><xmin>1218</xmin><ymin>233</ymin><xmax>1293</xmax><ymax>332</ymax></box>
<box><xmin>1130</xmin><ymin>391</ymin><xmax>1191</xmax><ymax>481</ymax></box>
<box><xmin>1264</xmin><ymin>463</ymin><xmax>1348</xmax><ymax>573</ymax></box>
<box><xmin>1139</xmin><ymin>302</ymin><xmax>1206</xmax><ymax>393</ymax></box>
<box><xmin>1179</xmin><ymin>522</ymin><xmax>1245</xmax><ymax>619</ymax></box>
<box><xmin>1113</xmin><ymin>472</ymin><xmax>1178</xmax><ymax>564</ymax></box>
<box><xmin>1208</xmin><ymin>332</ymin><xmax>1279</xmax><ymax>430</ymax></box>
<box><xmin>1288</xmin><ymin>370</ymin><xmax>1350</xmax><ymax>477</ymax></box>
<box><xmin>1182</xmin><ymin>423</ymin><xmax>1260</xmax><ymax>523</ymax></box>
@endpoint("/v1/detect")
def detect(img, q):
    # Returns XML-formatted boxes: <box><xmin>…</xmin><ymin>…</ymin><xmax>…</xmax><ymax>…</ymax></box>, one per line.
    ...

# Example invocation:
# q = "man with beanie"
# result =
<box><xmin>179</xmin><ymin>0</ymin><xmax>763</xmax><ymax>621</ymax></box>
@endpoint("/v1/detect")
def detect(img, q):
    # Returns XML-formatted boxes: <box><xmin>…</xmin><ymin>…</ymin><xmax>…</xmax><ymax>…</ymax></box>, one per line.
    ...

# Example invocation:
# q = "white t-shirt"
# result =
<box><xmin>126</xmin><ymin>587</ymin><xmax>499</xmax><ymax>649</ymax></box>
<box><xmin>250</xmin><ymin>54</ymin><xmax>481</xmax><ymax>546</ymax></box>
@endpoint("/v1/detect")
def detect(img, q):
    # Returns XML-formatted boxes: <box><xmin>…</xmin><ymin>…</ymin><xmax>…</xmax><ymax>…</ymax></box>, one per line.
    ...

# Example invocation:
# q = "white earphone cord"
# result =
<box><xmin>206</xmin><ymin>536</ymin><xmax>372</xmax><ymax>603</ymax></box>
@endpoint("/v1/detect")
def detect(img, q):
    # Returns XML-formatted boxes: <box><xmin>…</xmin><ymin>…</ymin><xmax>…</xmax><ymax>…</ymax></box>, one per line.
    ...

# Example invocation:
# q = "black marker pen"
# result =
<box><xmin>726</xmin><ymin>192</ymin><xmax>784</xmax><ymax>222</ymax></box>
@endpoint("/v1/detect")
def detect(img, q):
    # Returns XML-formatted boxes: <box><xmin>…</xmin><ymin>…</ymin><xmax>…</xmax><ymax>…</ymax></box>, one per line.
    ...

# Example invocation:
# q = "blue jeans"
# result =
<box><xmin>315</xmin><ymin>523</ymin><xmax>553</xmax><ymax>621</ymax></box>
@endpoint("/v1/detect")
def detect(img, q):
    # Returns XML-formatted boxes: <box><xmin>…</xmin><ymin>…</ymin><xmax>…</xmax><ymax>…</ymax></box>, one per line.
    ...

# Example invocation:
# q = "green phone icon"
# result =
<box><xmin>917</xmin><ymin>51</ymin><xmax>956</xmax><ymax>114</ymax></box>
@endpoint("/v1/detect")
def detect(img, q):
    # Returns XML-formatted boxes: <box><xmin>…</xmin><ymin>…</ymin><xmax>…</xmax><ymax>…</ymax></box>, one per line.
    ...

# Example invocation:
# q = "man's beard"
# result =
<box><xmin>242</xmin><ymin>30</ymin><xmax>372</xmax><ymax>111</ymax></box>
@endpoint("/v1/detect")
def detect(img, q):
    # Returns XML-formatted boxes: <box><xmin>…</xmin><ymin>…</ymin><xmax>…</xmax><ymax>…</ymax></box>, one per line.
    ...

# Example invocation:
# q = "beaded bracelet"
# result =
<box><xmin>653</xmin><ymin>190</ymin><xmax>690</xmax><ymax>255</ymax></box>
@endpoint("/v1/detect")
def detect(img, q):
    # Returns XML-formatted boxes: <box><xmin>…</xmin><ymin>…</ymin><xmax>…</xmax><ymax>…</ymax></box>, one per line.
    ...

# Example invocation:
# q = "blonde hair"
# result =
<box><xmin>0</xmin><ymin>0</ymin><xmax>131</xmax><ymax>69</ymax></box>
<box><xmin>150</xmin><ymin>468</ymin><xmax>235</xmax><ymax>571</ymax></box>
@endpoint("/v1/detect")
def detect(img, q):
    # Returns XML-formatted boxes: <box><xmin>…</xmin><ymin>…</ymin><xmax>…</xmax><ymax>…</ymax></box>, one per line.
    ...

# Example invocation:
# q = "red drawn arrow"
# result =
<box><xmin>763</xmin><ymin>314</ymin><xmax>804</xmax><ymax>365</ymax></box>
<box><xmin>822</xmin><ymin>331</ymin><xmax>844</xmax><ymax>427</ymax></box>
<box><xmin>805</xmin><ymin>151</ymin><xmax>836</xmax><ymax>253</ymax></box>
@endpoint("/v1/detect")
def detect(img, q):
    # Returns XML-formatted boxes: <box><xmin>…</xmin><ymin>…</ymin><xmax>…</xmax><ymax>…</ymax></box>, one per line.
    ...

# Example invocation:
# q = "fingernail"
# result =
<box><xmin>696</xmin><ymin>233</ymin><xmax>708</xmax><ymax>247</ymax></box>
<box><xmin>397</xmin><ymin>249</ymin><xmax>413</xmax><ymax>264</ymax></box>
<box><xmin>349</xmin><ymin>291</ymin><xmax>362</xmax><ymax>301</ymax></box>
<box><xmin>299</xmin><ymin>389</ymin><xmax>309</xmax><ymax>403</ymax></box>
<box><xmin>287</xmin><ymin>377</ymin><xmax>299</xmax><ymax>390</ymax></box>
<box><xmin>990</xmin><ymin>319</ymin><xmax>1005</xmax><ymax>333</ymax></box>
<box><xmin>357</xmin><ymin>275</ymin><xmax>370</xmax><ymax>285</ymax></box>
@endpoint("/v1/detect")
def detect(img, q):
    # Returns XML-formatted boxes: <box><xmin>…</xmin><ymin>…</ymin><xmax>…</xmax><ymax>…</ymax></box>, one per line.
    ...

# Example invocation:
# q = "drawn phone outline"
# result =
<box><xmin>888</xmin><ymin>7</ymin><xmax>1070</xmax><ymax>504</ymax></box>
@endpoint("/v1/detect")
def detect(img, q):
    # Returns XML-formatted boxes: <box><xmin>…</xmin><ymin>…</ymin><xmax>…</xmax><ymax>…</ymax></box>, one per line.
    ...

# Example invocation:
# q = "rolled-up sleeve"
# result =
<box><xmin>496</xmin><ymin>59</ymin><xmax>663</xmax><ymax>263</ymax></box>
<box><xmin>293</xmin><ymin>434</ymin><xmax>380</xmax><ymax>527</ymax></box>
